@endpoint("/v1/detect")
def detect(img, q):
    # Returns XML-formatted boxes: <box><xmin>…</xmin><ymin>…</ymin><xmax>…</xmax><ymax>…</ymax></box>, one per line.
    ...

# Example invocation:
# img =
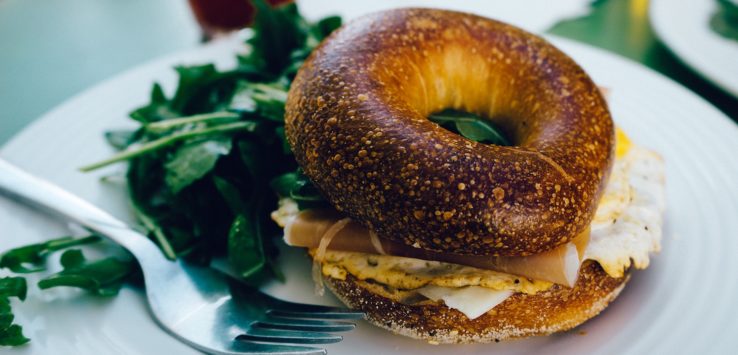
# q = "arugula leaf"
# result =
<box><xmin>131</xmin><ymin>203</ymin><xmax>177</xmax><ymax>260</ymax></box>
<box><xmin>273</xmin><ymin>126</ymin><xmax>291</xmax><ymax>154</ymax></box>
<box><xmin>0</xmin><ymin>322</ymin><xmax>28</xmax><ymax>347</ymax></box>
<box><xmin>37</xmin><ymin>249</ymin><xmax>136</xmax><ymax>297</ymax></box>
<box><xmin>281</xmin><ymin>14</ymin><xmax>342</xmax><ymax>80</ymax></box>
<box><xmin>227</xmin><ymin>215</ymin><xmax>266</xmax><ymax>279</ymax></box>
<box><xmin>711</xmin><ymin>0</ymin><xmax>738</xmax><ymax>41</ymax></box>
<box><xmin>270</xmin><ymin>170</ymin><xmax>322</xmax><ymax>201</ymax></box>
<box><xmin>144</xmin><ymin>111</ymin><xmax>240</xmax><ymax>134</ymax></box>
<box><xmin>0</xmin><ymin>278</ymin><xmax>26</xmax><ymax>301</ymax></box>
<box><xmin>130</xmin><ymin>83</ymin><xmax>179</xmax><ymax>123</ymax></box>
<box><xmin>170</xmin><ymin>64</ymin><xmax>220</xmax><ymax>112</ymax></box>
<box><xmin>104</xmin><ymin>129</ymin><xmax>140</xmax><ymax>150</ymax></box>
<box><xmin>0</xmin><ymin>235</ymin><xmax>101</xmax><ymax>273</ymax></box>
<box><xmin>165</xmin><ymin>137</ymin><xmax>233</xmax><ymax>194</ymax></box>
<box><xmin>80</xmin><ymin>121</ymin><xmax>255</xmax><ymax>172</ymax></box>
<box><xmin>226</xmin><ymin>141</ymin><xmax>284</xmax><ymax>281</ymax></box>
<box><xmin>242</xmin><ymin>0</ymin><xmax>307</xmax><ymax>76</ymax></box>
<box><xmin>310</xmin><ymin>16</ymin><xmax>342</xmax><ymax>41</ymax></box>
<box><xmin>212</xmin><ymin>175</ymin><xmax>248</xmax><ymax>215</ymax></box>
<box><xmin>0</xmin><ymin>277</ymin><xmax>29</xmax><ymax>347</ymax></box>
<box><xmin>270</xmin><ymin>170</ymin><xmax>328</xmax><ymax>211</ymax></box>
<box><xmin>429</xmin><ymin>109</ymin><xmax>511</xmax><ymax>146</ymax></box>
<box><xmin>229</xmin><ymin>81</ymin><xmax>288</xmax><ymax>121</ymax></box>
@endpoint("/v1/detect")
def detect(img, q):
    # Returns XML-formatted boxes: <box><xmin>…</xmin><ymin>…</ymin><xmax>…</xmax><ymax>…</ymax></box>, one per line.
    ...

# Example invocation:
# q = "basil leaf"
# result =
<box><xmin>37</xmin><ymin>249</ymin><xmax>136</xmax><ymax>297</ymax></box>
<box><xmin>0</xmin><ymin>236</ymin><xmax>101</xmax><ymax>273</ymax></box>
<box><xmin>428</xmin><ymin>109</ymin><xmax>511</xmax><ymax>146</ymax></box>
<box><xmin>454</xmin><ymin>120</ymin><xmax>510</xmax><ymax>145</ymax></box>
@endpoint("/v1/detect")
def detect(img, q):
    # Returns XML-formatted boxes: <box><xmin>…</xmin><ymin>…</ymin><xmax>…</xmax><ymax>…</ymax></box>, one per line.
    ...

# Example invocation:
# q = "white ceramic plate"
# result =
<box><xmin>3</xmin><ymin>26</ymin><xmax>738</xmax><ymax>355</ymax></box>
<box><xmin>650</xmin><ymin>0</ymin><xmax>738</xmax><ymax>98</ymax></box>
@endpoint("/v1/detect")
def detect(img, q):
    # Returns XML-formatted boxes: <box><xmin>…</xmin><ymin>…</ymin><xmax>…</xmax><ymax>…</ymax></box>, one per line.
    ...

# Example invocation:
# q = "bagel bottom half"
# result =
<box><xmin>323</xmin><ymin>260</ymin><xmax>629</xmax><ymax>344</ymax></box>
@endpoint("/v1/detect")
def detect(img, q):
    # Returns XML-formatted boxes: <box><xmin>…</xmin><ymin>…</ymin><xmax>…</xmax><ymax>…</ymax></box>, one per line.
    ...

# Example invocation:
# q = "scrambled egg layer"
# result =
<box><xmin>318</xmin><ymin>251</ymin><xmax>552</xmax><ymax>295</ymax></box>
<box><xmin>312</xmin><ymin>128</ymin><xmax>664</xmax><ymax>293</ymax></box>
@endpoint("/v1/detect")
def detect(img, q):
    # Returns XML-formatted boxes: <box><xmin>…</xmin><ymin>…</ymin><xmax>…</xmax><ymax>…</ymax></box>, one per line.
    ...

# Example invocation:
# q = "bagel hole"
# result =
<box><xmin>428</xmin><ymin>109</ymin><xmax>513</xmax><ymax>146</ymax></box>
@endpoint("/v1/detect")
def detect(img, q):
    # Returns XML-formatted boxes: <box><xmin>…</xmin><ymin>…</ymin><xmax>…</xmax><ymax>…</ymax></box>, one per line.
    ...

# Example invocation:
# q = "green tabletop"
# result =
<box><xmin>549</xmin><ymin>0</ymin><xmax>738</xmax><ymax>121</ymax></box>
<box><xmin>1</xmin><ymin>0</ymin><xmax>736</xmax><ymax>145</ymax></box>
<box><xmin>0</xmin><ymin>0</ymin><xmax>200</xmax><ymax>144</ymax></box>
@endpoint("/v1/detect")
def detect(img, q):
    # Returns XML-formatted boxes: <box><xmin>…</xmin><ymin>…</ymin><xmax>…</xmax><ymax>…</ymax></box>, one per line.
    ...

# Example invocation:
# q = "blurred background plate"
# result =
<box><xmin>650</xmin><ymin>0</ymin><xmax>738</xmax><ymax>98</ymax></box>
<box><xmin>3</xmin><ymin>13</ymin><xmax>738</xmax><ymax>355</ymax></box>
<box><xmin>297</xmin><ymin>0</ymin><xmax>590</xmax><ymax>32</ymax></box>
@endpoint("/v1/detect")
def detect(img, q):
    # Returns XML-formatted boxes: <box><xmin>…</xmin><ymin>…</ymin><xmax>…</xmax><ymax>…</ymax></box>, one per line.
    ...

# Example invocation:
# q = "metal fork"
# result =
<box><xmin>0</xmin><ymin>158</ymin><xmax>364</xmax><ymax>354</ymax></box>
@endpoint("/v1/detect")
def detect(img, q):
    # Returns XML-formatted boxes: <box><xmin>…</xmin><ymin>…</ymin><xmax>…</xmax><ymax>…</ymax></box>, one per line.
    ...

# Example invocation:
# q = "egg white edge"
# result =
<box><xmin>276</xmin><ymin>144</ymin><xmax>666</xmax><ymax>319</ymax></box>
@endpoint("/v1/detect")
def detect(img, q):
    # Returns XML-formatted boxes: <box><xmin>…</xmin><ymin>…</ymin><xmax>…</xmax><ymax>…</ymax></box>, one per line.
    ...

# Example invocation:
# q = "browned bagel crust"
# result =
<box><xmin>325</xmin><ymin>261</ymin><xmax>628</xmax><ymax>343</ymax></box>
<box><xmin>285</xmin><ymin>9</ymin><xmax>615</xmax><ymax>256</ymax></box>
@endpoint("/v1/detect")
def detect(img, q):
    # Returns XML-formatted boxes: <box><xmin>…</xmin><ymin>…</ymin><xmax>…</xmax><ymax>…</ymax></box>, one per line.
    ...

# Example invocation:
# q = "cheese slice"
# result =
<box><xmin>284</xmin><ymin>209</ymin><xmax>587</xmax><ymax>286</ymax></box>
<box><xmin>417</xmin><ymin>285</ymin><xmax>513</xmax><ymax>320</ymax></box>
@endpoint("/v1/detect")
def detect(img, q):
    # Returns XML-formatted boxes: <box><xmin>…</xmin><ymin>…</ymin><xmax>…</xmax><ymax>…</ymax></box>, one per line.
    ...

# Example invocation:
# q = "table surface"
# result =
<box><xmin>1</xmin><ymin>0</ymin><xmax>737</xmax><ymax>145</ymax></box>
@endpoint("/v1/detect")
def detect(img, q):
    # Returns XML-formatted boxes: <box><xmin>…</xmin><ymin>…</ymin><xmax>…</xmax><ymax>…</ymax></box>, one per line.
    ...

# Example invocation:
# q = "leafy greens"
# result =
<box><xmin>0</xmin><ymin>277</ymin><xmax>28</xmax><ymax>346</ymax></box>
<box><xmin>0</xmin><ymin>235</ymin><xmax>136</xmax><ymax>346</ymax></box>
<box><xmin>0</xmin><ymin>235</ymin><xmax>101</xmax><ymax>273</ymax></box>
<box><xmin>37</xmin><ymin>249</ymin><xmax>136</xmax><ymax>297</ymax></box>
<box><xmin>81</xmin><ymin>0</ymin><xmax>342</xmax><ymax>284</ymax></box>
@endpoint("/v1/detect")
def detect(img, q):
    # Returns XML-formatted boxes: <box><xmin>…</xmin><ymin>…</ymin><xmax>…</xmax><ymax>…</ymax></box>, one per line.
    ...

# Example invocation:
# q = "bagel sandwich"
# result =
<box><xmin>274</xmin><ymin>8</ymin><xmax>665</xmax><ymax>343</ymax></box>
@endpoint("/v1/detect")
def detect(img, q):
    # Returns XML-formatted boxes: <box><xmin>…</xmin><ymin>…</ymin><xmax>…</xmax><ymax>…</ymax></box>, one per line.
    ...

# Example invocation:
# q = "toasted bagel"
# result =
<box><xmin>285</xmin><ymin>8</ymin><xmax>615</xmax><ymax>257</ymax></box>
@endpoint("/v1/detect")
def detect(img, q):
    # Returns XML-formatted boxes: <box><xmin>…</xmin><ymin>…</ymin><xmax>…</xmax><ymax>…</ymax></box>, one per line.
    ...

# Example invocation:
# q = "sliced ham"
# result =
<box><xmin>285</xmin><ymin>209</ymin><xmax>589</xmax><ymax>287</ymax></box>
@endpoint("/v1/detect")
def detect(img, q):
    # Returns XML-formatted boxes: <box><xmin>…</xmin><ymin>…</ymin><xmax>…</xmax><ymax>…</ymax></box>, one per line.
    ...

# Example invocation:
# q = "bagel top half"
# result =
<box><xmin>285</xmin><ymin>8</ymin><xmax>615</xmax><ymax>257</ymax></box>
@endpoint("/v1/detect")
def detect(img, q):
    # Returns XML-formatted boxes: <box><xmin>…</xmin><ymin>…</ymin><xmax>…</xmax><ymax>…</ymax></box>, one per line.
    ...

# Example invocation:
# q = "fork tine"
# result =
<box><xmin>232</xmin><ymin>339</ymin><xmax>327</xmax><ymax>355</ymax></box>
<box><xmin>253</xmin><ymin>317</ymin><xmax>356</xmax><ymax>332</ymax></box>
<box><xmin>238</xmin><ymin>328</ymin><xmax>343</xmax><ymax>344</ymax></box>
<box><xmin>267</xmin><ymin>309</ymin><xmax>366</xmax><ymax>320</ymax></box>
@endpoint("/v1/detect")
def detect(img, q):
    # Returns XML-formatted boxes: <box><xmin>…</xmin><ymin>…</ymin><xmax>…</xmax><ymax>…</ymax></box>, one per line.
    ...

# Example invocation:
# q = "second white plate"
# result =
<box><xmin>651</xmin><ymin>0</ymin><xmax>738</xmax><ymax>98</ymax></box>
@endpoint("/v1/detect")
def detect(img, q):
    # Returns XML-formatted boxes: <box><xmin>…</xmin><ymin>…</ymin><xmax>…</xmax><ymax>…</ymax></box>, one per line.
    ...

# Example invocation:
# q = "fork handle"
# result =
<box><xmin>0</xmin><ymin>158</ymin><xmax>168</xmax><ymax>266</ymax></box>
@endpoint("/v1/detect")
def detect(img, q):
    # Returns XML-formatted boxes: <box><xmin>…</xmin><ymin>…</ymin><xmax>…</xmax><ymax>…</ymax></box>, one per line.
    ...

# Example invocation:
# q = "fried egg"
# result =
<box><xmin>278</xmin><ymin>128</ymin><xmax>665</xmax><ymax>319</ymax></box>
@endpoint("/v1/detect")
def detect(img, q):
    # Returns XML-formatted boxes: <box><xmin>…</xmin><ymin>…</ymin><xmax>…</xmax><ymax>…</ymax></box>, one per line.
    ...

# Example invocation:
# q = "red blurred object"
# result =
<box><xmin>188</xmin><ymin>0</ymin><xmax>293</xmax><ymax>40</ymax></box>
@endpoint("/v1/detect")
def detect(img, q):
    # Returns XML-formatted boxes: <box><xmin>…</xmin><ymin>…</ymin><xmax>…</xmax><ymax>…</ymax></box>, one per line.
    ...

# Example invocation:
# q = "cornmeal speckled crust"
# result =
<box><xmin>285</xmin><ymin>8</ymin><xmax>615</xmax><ymax>256</ymax></box>
<box><xmin>325</xmin><ymin>261</ymin><xmax>628</xmax><ymax>343</ymax></box>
